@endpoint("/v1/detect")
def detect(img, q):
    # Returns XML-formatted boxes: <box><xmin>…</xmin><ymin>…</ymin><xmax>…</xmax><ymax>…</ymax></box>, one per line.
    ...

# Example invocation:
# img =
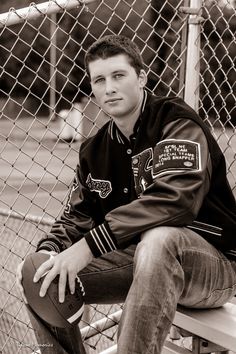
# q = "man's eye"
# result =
<box><xmin>94</xmin><ymin>78</ymin><xmax>104</xmax><ymax>84</ymax></box>
<box><xmin>114</xmin><ymin>74</ymin><xmax>123</xmax><ymax>79</ymax></box>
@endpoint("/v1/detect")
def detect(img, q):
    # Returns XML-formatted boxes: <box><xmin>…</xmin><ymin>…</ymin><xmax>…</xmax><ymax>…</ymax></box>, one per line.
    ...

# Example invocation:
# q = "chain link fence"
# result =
<box><xmin>0</xmin><ymin>0</ymin><xmax>235</xmax><ymax>353</ymax></box>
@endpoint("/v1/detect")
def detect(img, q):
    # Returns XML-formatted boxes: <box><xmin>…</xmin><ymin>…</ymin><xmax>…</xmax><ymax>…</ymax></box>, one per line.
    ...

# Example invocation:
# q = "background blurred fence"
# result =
<box><xmin>0</xmin><ymin>0</ymin><xmax>235</xmax><ymax>353</ymax></box>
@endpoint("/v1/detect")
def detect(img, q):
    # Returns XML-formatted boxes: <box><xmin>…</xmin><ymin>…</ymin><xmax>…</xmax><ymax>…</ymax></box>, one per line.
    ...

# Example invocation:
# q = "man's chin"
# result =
<box><xmin>104</xmin><ymin>108</ymin><xmax>122</xmax><ymax>118</ymax></box>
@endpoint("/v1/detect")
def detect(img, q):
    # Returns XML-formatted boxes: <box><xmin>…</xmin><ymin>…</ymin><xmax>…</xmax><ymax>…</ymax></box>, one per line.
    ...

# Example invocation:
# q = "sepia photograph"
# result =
<box><xmin>0</xmin><ymin>0</ymin><xmax>236</xmax><ymax>353</ymax></box>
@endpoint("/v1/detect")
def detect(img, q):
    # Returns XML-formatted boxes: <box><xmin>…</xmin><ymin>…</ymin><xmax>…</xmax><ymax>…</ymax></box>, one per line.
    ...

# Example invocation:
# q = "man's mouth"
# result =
<box><xmin>105</xmin><ymin>98</ymin><xmax>122</xmax><ymax>103</ymax></box>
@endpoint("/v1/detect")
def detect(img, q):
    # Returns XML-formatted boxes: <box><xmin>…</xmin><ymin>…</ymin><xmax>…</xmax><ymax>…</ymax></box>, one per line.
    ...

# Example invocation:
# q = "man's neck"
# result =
<box><xmin>113</xmin><ymin>91</ymin><xmax>144</xmax><ymax>140</ymax></box>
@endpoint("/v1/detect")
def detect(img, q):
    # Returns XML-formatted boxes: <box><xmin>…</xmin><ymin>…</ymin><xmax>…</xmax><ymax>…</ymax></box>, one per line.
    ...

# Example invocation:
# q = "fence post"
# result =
<box><xmin>49</xmin><ymin>13</ymin><xmax>57</xmax><ymax>119</ymax></box>
<box><xmin>184</xmin><ymin>0</ymin><xmax>202</xmax><ymax>111</ymax></box>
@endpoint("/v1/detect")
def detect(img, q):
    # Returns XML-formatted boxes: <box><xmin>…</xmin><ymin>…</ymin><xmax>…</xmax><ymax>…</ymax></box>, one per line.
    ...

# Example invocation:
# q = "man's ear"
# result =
<box><xmin>139</xmin><ymin>69</ymin><xmax>147</xmax><ymax>88</ymax></box>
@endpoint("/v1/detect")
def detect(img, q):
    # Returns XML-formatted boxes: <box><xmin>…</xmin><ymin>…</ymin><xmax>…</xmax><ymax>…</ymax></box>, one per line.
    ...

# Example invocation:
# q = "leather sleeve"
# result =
<box><xmin>37</xmin><ymin>163</ymin><xmax>96</xmax><ymax>252</ymax></box>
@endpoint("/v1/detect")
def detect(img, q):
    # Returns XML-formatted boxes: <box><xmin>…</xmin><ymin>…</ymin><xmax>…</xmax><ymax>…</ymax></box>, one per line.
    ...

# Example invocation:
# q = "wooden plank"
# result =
<box><xmin>99</xmin><ymin>299</ymin><xmax>236</xmax><ymax>353</ymax></box>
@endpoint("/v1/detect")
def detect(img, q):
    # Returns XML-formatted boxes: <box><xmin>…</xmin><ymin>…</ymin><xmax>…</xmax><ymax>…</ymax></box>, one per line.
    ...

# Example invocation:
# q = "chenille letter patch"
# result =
<box><xmin>152</xmin><ymin>139</ymin><xmax>201</xmax><ymax>177</ymax></box>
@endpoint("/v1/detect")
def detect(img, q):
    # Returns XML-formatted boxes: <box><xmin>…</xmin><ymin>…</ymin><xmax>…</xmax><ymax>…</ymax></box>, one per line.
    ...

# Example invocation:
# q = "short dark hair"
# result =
<box><xmin>84</xmin><ymin>35</ymin><xmax>144</xmax><ymax>76</ymax></box>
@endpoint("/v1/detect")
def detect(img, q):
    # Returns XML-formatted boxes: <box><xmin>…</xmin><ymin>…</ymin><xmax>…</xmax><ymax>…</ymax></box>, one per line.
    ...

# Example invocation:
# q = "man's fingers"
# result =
<box><xmin>33</xmin><ymin>255</ymin><xmax>54</xmax><ymax>283</ymax></box>
<box><xmin>39</xmin><ymin>268</ymin><xmax>57</xmax><ymax>297</ymax></box>
<box><xmin>33</xmin><ymin>255</ymin><xmax>56</xmax><ymax>297</ymax></box>
<box><xmin>68</xmin><ymin>272</ymin><xmax>76</xmax><ymax>296</ymax></box>
<box><xmin>58</xmin><ymin>268</ymin><xmax>67</xmax><ymax>303</ymax></box>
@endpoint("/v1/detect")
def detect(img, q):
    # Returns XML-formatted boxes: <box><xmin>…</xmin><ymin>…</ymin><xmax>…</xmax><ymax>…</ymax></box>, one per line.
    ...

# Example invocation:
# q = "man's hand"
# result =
<box><xmin>16</xmin><ymin>250</ymin><xmax>57</xmax><ymax>303</ymax></box>
<box><xmin>33</xmin><ymin>238</ymin><xmax>93</xmax><ymax>303</ymax></box>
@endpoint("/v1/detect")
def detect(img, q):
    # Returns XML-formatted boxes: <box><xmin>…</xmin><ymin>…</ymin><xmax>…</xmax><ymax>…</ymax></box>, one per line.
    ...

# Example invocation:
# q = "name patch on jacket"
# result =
<box><xmin>86</xmin><ymin>173</ymin><xmax>112</xmax><ymax>198</ymax></box>
<box><xmin>153</xmin><ymin>139</ymin><xmax>201</xmax><ymax>177</ymax></box>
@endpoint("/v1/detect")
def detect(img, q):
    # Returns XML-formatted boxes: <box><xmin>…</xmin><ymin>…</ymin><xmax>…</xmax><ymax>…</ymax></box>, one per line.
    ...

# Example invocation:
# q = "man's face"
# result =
<box><xmin>88</xmin><ymin>54</ymin><xmax>146</xmax><ymax>119</ymax></box>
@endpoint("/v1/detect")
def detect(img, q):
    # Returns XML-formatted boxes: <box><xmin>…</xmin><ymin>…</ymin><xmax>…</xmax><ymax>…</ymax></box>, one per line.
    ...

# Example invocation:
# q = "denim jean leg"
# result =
<box><xmin>27</xmin><ymin>305</ymin><xmax>86</xmax><ymax>354</ymax></box>
<box><xmin>25</xmin><ymin>245</ymin><xmax>135</xmax><ymax>354</ymax></box>
<box><xmin>178</xmin><ymin>233</ymin><xmax>236</xmax><ymax>308</ymax></box>
<box><xmin>79</xmin><ymin>245</ymin><xmax>135</xmax><ymax>305</ymax></box>
<box><xmin>118</xmin><ymin>227</ymin><xmax>185</xmax><ymax>354</ymax></box>
<box><xmin>117</xmin><ymin>226</ymin><xmax>236</xmax><ymax>354</ymax></box>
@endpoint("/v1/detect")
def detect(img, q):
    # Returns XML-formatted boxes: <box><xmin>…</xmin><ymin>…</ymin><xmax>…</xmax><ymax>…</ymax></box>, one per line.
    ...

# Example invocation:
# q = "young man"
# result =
<box><xmin>17</xmin><ymin>35</ymin><xmax>236</xmax><ymax>354</ymax></box>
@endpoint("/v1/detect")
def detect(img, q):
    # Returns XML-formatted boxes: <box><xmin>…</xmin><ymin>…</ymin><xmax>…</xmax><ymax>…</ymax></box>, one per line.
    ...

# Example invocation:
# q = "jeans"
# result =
<box><xmin>26</xmin><ymin>227</ymin><xmax>236</xmax><ymax>354</ymax></box>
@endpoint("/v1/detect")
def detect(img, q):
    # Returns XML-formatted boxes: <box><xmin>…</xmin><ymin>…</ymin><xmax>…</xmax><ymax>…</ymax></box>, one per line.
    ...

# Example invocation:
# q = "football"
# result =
<box><xmin>21</xmin><ymin>252</ymin><xmax>85</xmax><ymax>328</ymax></box>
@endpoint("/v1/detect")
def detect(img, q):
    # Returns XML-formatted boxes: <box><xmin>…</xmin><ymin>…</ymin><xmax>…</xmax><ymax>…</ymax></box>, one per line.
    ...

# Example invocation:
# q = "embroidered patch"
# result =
<box><xmin>86</xmin><ymin>173</ymin><xmax>112</xmax><ymax>198</ymax></box>
<box><xmin>65</xmin><ymin>175</ymin><xmax>80</xmax><ymax>214</ymax></box>
<box><xmin>132</xmin><ymin>148</ymin><xmax>153</xmax><ymax>195</ymax></box>
<box><xmin>152</xmin><ymin>139</ymin><xmax>201</xmax><ymax>177</ymax></box>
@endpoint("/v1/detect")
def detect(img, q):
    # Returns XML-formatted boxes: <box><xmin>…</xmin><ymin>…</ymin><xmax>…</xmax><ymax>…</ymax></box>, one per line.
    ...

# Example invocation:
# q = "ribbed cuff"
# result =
<box><xmin>36</xmin><ymin>240</ymin><xmax>61</xmax><ymax>254</ymax></box>
<box><xmin>85</xmin><ymin>221</ymin><xmax>117</xmax><ymax>257</ymax></box>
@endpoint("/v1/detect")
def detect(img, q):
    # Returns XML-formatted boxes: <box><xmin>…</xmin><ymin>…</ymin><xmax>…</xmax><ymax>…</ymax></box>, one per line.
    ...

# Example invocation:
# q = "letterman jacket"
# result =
<box><xmin>37</xmin><ymin>91</ymin><xmax>236</xmax><ymax>258</ymax></box>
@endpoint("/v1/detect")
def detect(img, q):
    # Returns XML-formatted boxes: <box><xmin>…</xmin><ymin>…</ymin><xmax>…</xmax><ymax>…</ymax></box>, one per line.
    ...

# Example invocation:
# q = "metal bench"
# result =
<box><xmin>99</xmin><ymin>298</ymin><xmax>236</xmax><ymax>354</ymax></box>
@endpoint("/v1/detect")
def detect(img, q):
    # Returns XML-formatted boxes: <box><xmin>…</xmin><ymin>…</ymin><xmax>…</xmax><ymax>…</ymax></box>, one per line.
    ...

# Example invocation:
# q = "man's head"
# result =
<box><xmin>84</xmin><ymin>35</ymin><xmax>144</xmax><ymax>77</ymax></box>
<box><xmin>84</xmin><ymin>35</ymin><xmax>147</xmax><ymax>121</ymax></box>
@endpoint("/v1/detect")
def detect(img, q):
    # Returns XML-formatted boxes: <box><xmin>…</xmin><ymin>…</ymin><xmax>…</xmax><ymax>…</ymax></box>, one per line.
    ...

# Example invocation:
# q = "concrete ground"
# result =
<box><xmin>0</xmin><ymin>99</ymin><xmax>109</xmax><ymax>220</ymax></box>
<box><xmin>0</xmin><ymin>116</ymin><xmax>77</xmax><ymax>220</ymax></box>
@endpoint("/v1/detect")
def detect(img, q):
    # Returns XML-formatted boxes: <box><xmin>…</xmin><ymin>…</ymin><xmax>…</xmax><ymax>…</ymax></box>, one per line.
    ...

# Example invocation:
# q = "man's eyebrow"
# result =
<box><xmin>112</xmin><ymin>69</ymin><xmax>128</xmax><ymax>74</ymax></box>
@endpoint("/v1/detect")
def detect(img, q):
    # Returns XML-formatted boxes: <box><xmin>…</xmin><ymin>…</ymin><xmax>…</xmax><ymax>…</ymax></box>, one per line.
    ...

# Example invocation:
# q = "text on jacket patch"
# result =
<box><xmin>86</xmin><ymin>173</ymin><xmax>112</xmax><ymax>198</ymax></box>
<box><xmin>132</xmin><ymin>139</ymin><xmax>201</xmax><ymax>196</ymax></box>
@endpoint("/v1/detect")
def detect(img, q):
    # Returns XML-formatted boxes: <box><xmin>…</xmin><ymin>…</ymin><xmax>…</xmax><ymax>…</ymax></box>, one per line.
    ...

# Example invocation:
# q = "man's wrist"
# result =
<box><xmin>79</xmin><ymin>237</ymin><xmax>94</xmax><ymax>263</ymax></box>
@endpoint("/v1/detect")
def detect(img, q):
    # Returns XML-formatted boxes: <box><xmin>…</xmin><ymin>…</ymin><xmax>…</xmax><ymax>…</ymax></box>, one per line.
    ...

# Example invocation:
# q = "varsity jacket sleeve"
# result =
<box><xmin>36</xmin><ymin>163</ymin><xmax>97</xmax><ymax>253</ymax></box>
<box><xmin>84</xmin><ymin>117</ymin><xmax>213</xmax><ymax>257</ymax></box>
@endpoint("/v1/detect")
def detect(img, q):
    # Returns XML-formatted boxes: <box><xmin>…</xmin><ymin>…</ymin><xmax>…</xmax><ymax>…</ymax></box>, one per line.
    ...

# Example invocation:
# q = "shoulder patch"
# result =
<box><xmin>86</xmin><ymin>173</ymin><xmax>112</xmax><ymax>198</ymax></box>
<box><xmin>153</xmin><ymin>139</ymin><xmax>201</xmax><ymax>177</ymax></box>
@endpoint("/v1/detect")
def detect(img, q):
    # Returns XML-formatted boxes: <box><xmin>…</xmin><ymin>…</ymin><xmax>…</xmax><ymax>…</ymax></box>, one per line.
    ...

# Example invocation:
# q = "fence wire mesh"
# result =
<box><xmin>0</xmin><ymin>0</ymin><xmax>235</xmax><ymax>353</ymax></box>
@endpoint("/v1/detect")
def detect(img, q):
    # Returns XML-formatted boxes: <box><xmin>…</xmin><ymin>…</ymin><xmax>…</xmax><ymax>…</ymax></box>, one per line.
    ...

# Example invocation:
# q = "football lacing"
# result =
<box><xmin>76</xmin><ymin>276</ymin><xmax>85</xmax><ymax>296</ymax></box>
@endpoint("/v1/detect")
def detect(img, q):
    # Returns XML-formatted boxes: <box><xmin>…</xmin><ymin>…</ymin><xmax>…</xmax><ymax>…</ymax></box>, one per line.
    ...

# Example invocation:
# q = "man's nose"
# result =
<box><xmin>105</xmin><ymin>79</ymin><xmax>116</xmax><ymax>94</ymax></box>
